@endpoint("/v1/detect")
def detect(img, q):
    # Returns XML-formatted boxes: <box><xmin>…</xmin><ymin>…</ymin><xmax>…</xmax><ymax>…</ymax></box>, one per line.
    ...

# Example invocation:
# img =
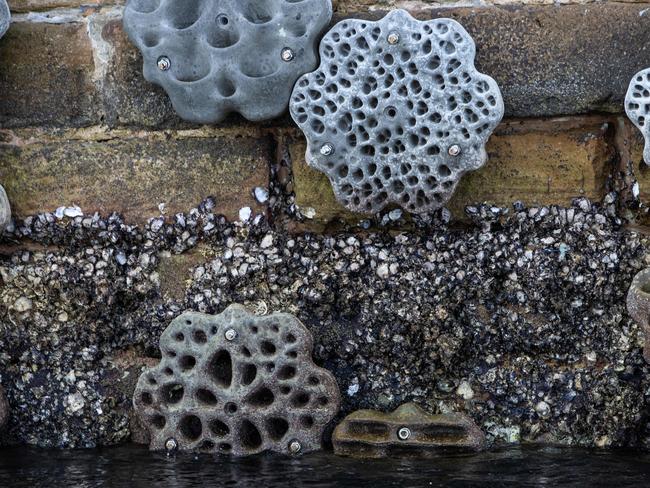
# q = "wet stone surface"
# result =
<box><xmin>0</xmin><ymin>197</ymin><xmax>649</xmax><ymax>449</ymax></box>
<box><xmin>0</xmin><ymin>385</ymin><xmax>8</xmax><ymax>431</ymax></box>
<box><xmin>333</xmin><ymin>402</ymin><xmax>485</xmax><ymax>458</ymax></box>
<box><xmin>134</xmin><ymin>305</ymin><xmax>340</xmax><ymax>455</ymax></box>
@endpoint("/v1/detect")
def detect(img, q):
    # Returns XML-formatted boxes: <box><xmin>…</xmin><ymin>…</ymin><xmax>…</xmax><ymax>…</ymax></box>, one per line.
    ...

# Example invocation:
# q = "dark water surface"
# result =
<box><xmin>1</xmin><ymin>444</ymin><xmax>649</xmax><ymax>487</ymax></box>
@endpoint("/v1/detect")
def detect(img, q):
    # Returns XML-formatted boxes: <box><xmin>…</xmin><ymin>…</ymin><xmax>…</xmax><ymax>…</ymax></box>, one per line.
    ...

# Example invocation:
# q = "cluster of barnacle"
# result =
<box><xmin>123</xmin><ymin>2</ymin><xmax>504</xmax><ymax>214</ymax></box>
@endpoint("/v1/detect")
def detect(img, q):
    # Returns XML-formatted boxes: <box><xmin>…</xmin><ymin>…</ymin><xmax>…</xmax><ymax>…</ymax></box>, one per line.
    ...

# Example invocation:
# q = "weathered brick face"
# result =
<box><xmin>0</xmin><ymin>1</ymin><xmax>646</xmax><ymax>223</ymax></box>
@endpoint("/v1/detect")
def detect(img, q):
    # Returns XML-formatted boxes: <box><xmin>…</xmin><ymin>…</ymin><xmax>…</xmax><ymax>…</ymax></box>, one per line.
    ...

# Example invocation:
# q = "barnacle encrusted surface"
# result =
<box><xmin>626</xmin><ymin>68</ymin><xmax>650</xmax><ymax>164</ymax></box>
<box><xmin>333</xmin><ymin>403</ymin><xmax>486</xmax><ymax>458</ymax></box>
<box><xmin>123</xmin><ymin>0</ymin><xmax>332</xmax><ymax>123</ymax></box>
<box><xmin>133</xmin><ymin>304</ymin><xmax>341</xmax><ymax>455</ymax></box>
<box><xmin>290</xmin><ymin>9</ymin><xmax>504</xmax><ymax>214</ymax></box>
<box><xmin>0</xmin><ymin>0</ymin><xmax>9</xmax><ymax>39</ymax></box>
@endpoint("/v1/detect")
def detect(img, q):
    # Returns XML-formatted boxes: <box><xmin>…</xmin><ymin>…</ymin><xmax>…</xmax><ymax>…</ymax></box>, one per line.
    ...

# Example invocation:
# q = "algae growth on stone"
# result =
<box><xmin>133</xmin><ymin>304</ymin><xmax>341</xmax><ymax>455</ymax></box>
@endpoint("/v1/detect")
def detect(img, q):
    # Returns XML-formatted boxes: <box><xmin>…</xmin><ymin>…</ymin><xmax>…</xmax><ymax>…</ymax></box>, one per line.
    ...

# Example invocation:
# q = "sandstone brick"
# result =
<box><xmin>103</xmin><ymin>2</ymin><xmax>650</xmax><ymax>124</ymax></box>
<box><xmin>291</xmin><ymin>117</ymin><xmax>613</xmax><ymax>229</ymax></box>
<box><xmin>99</xmin><ymin>18</ymin><xmax>180</xmax><ymax>128</ymax></box>
<box><xmin>625</xmin><ymin>118</ymin><xmax>650</xmax><ymax>204</ymax></box>
<box><xmin>0</xmin><ymin>21</ymin><xmax>100</xmax><ymax>127</ymax></box>
<box><xmin>0</xmin><ymin>127</ymin><xmax>270</xmax><ymax>223</ymax></box>
<box><xmin>10</xmin><ymin>1</ymin><xmax>121</xmax><ymax>13</ymax></box>
<box><xmin>3</xmin><ymin>4</ymin><xmax>650</xmax><ymax>127</ymax></box>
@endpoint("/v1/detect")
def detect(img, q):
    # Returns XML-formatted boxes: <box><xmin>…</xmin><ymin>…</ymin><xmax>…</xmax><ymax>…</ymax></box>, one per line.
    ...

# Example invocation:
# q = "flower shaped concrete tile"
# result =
<box><xmin>123</xmin><ymin>0</ymin><xmax>333</xmax><ymax>123</ymax></box>
<box><xmin>134</xmin><ymin>304</ymin><xmax>341</xmax><ymax>456</ymax></box>
<box><xmin>0</xmin><ymin>0</ymin><xmax>9</xmax><ymax>39</ymax></box>
<box><xmin>290</xmin><ymin>10</ymin><xmax>504</xmax><ymax>214</ymax></box>
<box><xmin>626</xmin><ymin>68</ymin><xmax>650</xmax><ymax>165</ymax></box>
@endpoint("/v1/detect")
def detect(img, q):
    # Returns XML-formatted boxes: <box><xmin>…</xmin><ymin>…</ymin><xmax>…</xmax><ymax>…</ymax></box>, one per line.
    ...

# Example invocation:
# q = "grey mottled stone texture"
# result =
<box><xmin>0</xmin><ymin>0</ymin><xmax>8</xmax><ymax>39</ymax></box>
<box><xmin>122</xmin><ymin>0</ymin><xmax>332</xmax><ymax>123</ymax></box>
<box><xmin>626</xmin><ymin>68</ymin><xmax>650</xmax><ymax>165</ymax></box>
<box><xmin>133</xmin><ymin>304</ymin><xmax>341</xmax><ymax>456</ymax></box>
<box><xmin>290</xmin><ymin>9</ymin><xmax>504</xmax><ymax>214</ymax></box>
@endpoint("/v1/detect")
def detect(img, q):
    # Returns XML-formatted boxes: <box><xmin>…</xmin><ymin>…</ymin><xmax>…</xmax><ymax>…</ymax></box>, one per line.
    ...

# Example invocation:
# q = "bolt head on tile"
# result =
<box><xmin>289</xmin><ymin>440</ymin><xmax>302</xmax><ymax>453</ymax></box>
<box><xmin>157</xmin><ymin>56</ymin><xmax>171</xmax><ymax>71</ymax></box>
<box><xmin>320</xmin><ymin>143</ymin><xmax>335</xmax><ymax>156</ymax></box>
<box><xmin>387</xmin><ymin>31</ymin><xmax>400</xmax><ymax>45</ymax></box>
<box><xmin>281</xmin><ymin>48</ymin><xmax>295</xmax><ymax>62</ymax></box>
<box><xmin>397</xmin><ymin>427</ymin><xmax>411</xmax><ymax>440</ymax></box>
<box><xmin>165</xmin><ymin>438</ymin><xmax>178</xmax><ymax>451</ymax></box>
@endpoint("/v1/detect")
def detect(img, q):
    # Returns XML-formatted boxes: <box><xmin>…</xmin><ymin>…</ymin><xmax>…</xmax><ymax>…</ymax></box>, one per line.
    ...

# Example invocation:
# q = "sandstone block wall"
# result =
<box><xmin>0</xmin><ymin>1</ymin><xmax>648</xmax><ymax>228</ymax></box>
<box><xmin>2</xmin><ymin>1</ymin><xmax>650</xmax><ymax>451</ymax></box>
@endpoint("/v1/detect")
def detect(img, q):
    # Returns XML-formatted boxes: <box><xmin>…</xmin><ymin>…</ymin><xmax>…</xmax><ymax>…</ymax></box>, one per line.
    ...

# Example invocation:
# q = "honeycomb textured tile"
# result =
<box><xmin>123</xmin><ymin>0</ymin><xmax>332</xmax><ymax>123</ymax></box>
<box><xmin>290</xmin><ymin>9</ymin><xmax>504</xmax><ymax>214</ymax></box>
<box><xmin>626</xmin><ymin>68</ymin><xmax>650</xmax><ymax>164</ymax></box>
<box><xmin>0</xmin><ymin>185</ymin><xmax>11</xmax><ymax>233</ymax></box>
<box><xmin>627</xmin><ymin>268</ymin><xmax>650</xmax><ymax>363</ymax></box>
<box><xmin>0</xmin><ymin>384</ymin><xmax>8</xmax><ymax>431</ymax></box>
<box><xmin>133</xmin><ymin>304</ymin><xmax>341</xmax><ymax>456</ymax></box>
<box><xmin>0</xmin><ymin>0</ymin><xmax>8</xmax><ymax>39</ymax></box>
<box><xmin>332</xmin><ymin>403</ymin><xmax>486</xmax><ymax>458</ymax></box>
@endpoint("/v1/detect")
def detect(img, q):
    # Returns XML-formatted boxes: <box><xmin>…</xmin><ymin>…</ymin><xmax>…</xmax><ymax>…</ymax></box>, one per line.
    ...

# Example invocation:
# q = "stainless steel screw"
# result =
<box><xmin>281</xmin><ymin>48</ymin><xmax>295</xmax><ymax>62</ymax></box>
<box><xmin>157</xmin><ymin>56</ymin><xmax>171</xmax><ymax>71</ymax></box>
<box><xmin>387</xmin><ymin>32</ymin><xmax>400</xmax><ymax>45</ymax></box>
<box><xmin>165</xmin><ymin>437</ymin><xmax>178</xmax><ymax>451</ymax></box>
<box><xmin>397</xmin><ymin>427</ymin><xmax>411</xmax><ymax>441</ymax></box>
<box><xmin>225</xmin><ymin>328</ymin><xmax>237</xmax><ymax>341</ymax></box>
<box><xmin>448</xmin><ymin>145</ymin><xmax>461</xmax><ymax>157</ymax></box>
<box><xmin>289</xmin><ymin>440</ymin><xmax>302</xmax><ymax>454</ymax></box>
<box><xmin>320</xmin><ymin>143</ymin><xmax>334</xmax><ymax>156</ymax></box>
